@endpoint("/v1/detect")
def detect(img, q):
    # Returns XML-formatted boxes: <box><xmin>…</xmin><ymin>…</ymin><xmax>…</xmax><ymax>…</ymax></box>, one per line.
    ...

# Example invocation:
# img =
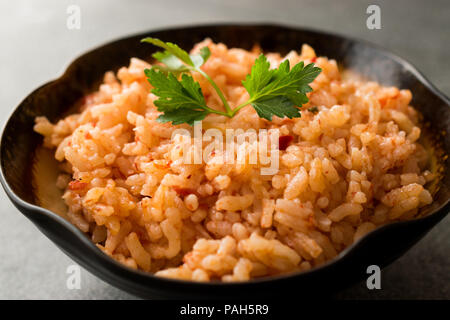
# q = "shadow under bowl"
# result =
<box><xmin>1</xmin><ymin>24</ymin><xmax>449</xmax><ymax>299</ymax></box>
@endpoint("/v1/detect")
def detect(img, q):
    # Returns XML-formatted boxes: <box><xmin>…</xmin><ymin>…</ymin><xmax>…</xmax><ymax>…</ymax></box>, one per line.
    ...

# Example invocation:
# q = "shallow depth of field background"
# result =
<box><xmin>0</xmin><ymin>0</ymin><xmax>448</xmax><ymax>299</ymax></box>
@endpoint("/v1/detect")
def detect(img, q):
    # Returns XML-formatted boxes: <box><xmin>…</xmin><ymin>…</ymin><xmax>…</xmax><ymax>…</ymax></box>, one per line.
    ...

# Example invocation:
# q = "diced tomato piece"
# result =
<box><xmin>173</xmin><ymin>187</ymin><xmax>197</xmax><ymax>197</ymax></box>
<box><xmin>279</xmin><ymin>135</ymin><xmax>293</xmax><ymax>151</ymax></box>
<box><xmin>68</xmin><ymin>180</ymin><xmax>87</xmax><ymax>190</ymax></box>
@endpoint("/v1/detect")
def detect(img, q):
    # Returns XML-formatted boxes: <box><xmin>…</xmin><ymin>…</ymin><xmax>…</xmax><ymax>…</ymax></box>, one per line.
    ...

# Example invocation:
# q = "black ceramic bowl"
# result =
<box><xmin>1</xmin><ymin>24</ymin><xmax>449</xmax><ymax>299</ymax></box>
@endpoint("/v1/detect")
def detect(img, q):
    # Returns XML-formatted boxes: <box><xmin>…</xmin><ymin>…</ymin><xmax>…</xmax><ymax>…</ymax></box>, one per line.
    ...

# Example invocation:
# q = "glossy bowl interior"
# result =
<box><xmin>1</xmin><ymin>24</ymin><xmax>449</xmax><ymax>299</ymax></box>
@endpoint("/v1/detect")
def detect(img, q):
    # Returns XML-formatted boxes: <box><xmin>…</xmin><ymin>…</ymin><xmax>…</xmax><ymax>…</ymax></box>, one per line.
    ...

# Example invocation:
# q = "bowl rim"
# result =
<box><xmin>1</xmin><ymin>22</ymin><xmax>449</xmax><ymax>289</ymax></box>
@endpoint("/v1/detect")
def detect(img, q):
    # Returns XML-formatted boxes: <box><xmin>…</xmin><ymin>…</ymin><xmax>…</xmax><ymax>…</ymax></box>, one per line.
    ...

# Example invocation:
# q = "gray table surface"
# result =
<box><xmin>0</xmin><ymin>0</ymin><xmax>448</xmax><ymax>300</ymax></box>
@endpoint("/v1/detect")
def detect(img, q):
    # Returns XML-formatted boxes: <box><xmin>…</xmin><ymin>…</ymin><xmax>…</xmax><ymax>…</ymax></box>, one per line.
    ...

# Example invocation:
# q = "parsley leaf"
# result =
<box><xmin>142</xmin><ymin>38</ymin><xmax>322</xmax><ymax>125</ymax></box>
<box><xmin>157</xmin><ymin>108</ymin><xmax>209</xmax><ymax>125</ymax></box>
<box><xmin>241</xmin><ymin>55</ymin><xmax>321</xmax><ymax>120</ymax></box>
<box><xmin>145</xmin><ymin>68</ymin><xmax>218</xmax><ymax>125</ymax></box>
<box><xmin>152</xmin><ymin>51</ymin><xmax>189</xmax><ymax>74</ymax></box>
<box><xmin>143</xmin><ymin>37</ymin><xmax>211</xmax><ymax>73</ymax></box>
<box><xmin>191</xmin><ymin>47</ymin><xmax>211</xmax><ymax>68</ymax></box>
<box><xmin>241</xmin><ymin>54</ymin><xmax>275</xmax><ymax>96</ymax></box>
<box><xmin>251</xmin><ymin>96</ymin><xmax>301</xmax><ymax>120</ymax></box>
<box><xmin>141</xmin><ymin>37</ymin><xmax>194</xmax><ymax>66</ymax></box>
<box><xmin>145</xmin><ymin>68</ymin><xmax>207</xmax><ymax>111</ymax></box>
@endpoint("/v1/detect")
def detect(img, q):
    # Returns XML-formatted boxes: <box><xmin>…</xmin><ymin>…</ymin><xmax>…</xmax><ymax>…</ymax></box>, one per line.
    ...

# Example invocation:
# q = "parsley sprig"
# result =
<box><xmin>142</xmin><ymin>37</ymin><xmax>321</xmax><ymax>125</ymax></box>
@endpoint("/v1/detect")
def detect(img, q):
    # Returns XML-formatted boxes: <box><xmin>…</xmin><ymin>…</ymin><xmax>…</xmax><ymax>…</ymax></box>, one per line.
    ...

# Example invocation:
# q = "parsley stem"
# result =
<box><xmin>194</xmin><ymin>67</ymin><xmax>233</xmax><ymax>116</ymax></box>
<box><xmin>203</xmin><ymin>106</ymin><xmax>230</xmax><ymax>117</ymax></box>
<box><xmin>230</xmin><ymin>99</ymin><xmax>252</xmax><ymax>117</ymax></box>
